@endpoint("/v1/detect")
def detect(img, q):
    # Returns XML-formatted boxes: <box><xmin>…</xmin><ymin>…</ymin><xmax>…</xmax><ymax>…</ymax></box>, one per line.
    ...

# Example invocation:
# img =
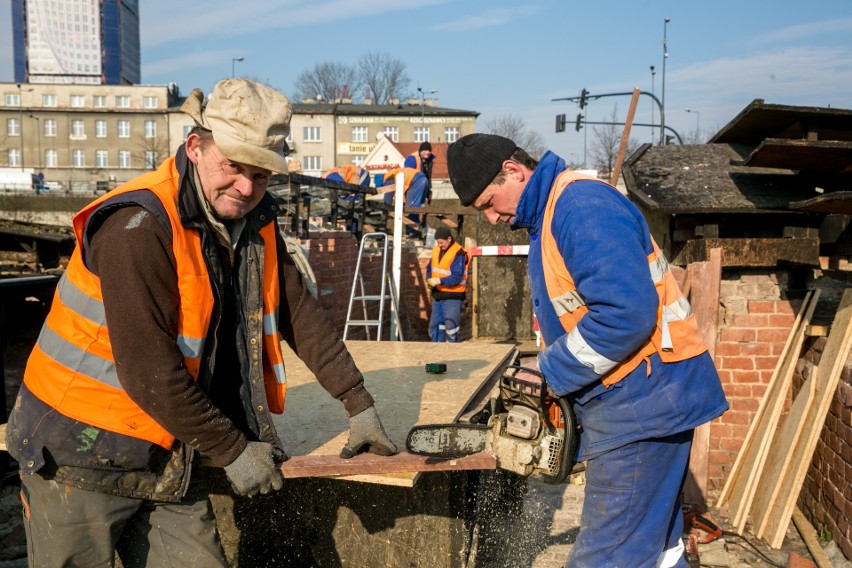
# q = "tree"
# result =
<box><xmin>481</xmin><ymin>114</ymin><xmax>546</xmax><ymax>160</ymax></box>
<box><xmin>589</xmin><ymin>104</ymin><xmax>640</xmax><ymax>175</ymax></box>
<box><xmin>293</xmin><ymin>62</ymin><xmax>362</xmax><ymax>102</ymax></box>
<box><xmin>357</xmin><ymin>52</ymin><xmax>410</xmax><ymax>104</ymax></box>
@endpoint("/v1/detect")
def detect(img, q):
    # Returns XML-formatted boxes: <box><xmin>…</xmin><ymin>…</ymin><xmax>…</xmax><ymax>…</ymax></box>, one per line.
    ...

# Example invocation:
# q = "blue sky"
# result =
<box><xmin>2</xmin><ymin>0</ymin><xmax>851</xmax><ymax>164</ymax></box>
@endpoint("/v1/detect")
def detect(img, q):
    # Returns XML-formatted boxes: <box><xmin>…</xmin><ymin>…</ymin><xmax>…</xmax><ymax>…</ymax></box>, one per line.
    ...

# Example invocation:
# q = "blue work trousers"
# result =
<box><xmin>429</xmin><ymin>298</ymin><xmax>462</xmax><ymax>342</ymax></box>
<box><xmin>566</xmin><ymin>429</ymin><xmax>693</xmax><ymax>568</ymax></box>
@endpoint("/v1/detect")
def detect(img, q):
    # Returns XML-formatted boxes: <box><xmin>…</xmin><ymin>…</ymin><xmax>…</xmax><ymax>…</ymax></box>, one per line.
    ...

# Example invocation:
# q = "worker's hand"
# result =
<box><xmin>224</xmin><ymin>441</ymin><xmax>284</xmax><ymax>497</ymax></box>
<box><xmin>427</xmin><ymin>277</ymin><xmax>441</xmax><ymax>288</ymax></box>
<box><xmin>340</xmin><ymin>405</ymin><xmax>398</xmax><ymax>459</ymax></box>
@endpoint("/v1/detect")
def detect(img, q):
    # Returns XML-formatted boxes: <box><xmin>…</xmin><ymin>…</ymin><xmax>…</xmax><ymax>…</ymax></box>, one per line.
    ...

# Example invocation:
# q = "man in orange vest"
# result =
<box><xmin>426</xmin><ymin>226</ymin><xmax>469</xmax><ymax>342</ymax></box>
<box><xmin>447</xmin><ymin>134</ymin><xmax>728</xmax><ymax>568</ymax></box>
<box><xmin>381</xmin><ymin>166</ymin><xmax>429</xmax><ymax>237</ymax></box>
<box><xmin>5</xmin><ymin>79</ymin><xmax>397</xmax><ymax>566</ymax></box>
<box><xmin>404</xmin><ymin>141</ymin><xmax>435</xmax><ymax>203</ymax></box>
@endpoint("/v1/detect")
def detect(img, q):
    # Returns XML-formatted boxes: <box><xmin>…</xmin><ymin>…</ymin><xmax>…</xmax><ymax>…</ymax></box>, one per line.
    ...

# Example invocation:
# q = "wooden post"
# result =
<box><xmin>610</xmin><ymin>87</ymin><xmax>641</xmax><ymax>187</ymax></box>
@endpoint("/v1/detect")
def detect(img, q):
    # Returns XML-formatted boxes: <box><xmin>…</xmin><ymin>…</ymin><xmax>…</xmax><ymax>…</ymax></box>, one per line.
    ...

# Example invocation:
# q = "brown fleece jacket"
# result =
<box><xmin>90</xmin><ymin>206</ymin><xmax>373</xmax><ymax>467</ymax></box>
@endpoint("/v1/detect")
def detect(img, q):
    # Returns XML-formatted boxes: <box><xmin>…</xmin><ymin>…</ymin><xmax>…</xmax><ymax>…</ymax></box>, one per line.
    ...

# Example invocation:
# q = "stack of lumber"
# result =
<box><xmin>718</xmin><ymin>288</ymin><xmax>852</xmax><ymax>548</ymax></box>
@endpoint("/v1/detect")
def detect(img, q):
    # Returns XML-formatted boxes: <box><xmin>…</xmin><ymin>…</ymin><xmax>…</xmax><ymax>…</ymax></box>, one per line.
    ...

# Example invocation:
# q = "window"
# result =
<box><xmin>414</xmin><ymin>127</ymin><xmax>430</xmax><ymax>143</ymax></box>
<box><xmin>303</xmin><ymin>126</ymin><xmax>321</xmax><ymax>142</ymax></box>
<box><xmin>45</xmin><ymin>149</ymin><xmax>58</xmax><ymax>167</ymax></box>
<box><xmin>144</xmin><ymin>120</ymin><xmax>157</xmax><ymax>138</ymax></box>
<box><xmin>444</xmin><ymin>127</ymin><xmax>460</xmax><ymax>143</ymax></box>
<box><xmin>96</xmin><ymin>150</ymin><xmax>109</xmax><ymax>168</ymax></box>
<box><xmin>5</xmin><ymin>93</ymin><xmax>20</xmax><ymax>106</ymax></box>
<box><xmin>93</xmin><ymin>95</ymin><xmax>107</xmax><ymax>108</ymax></box>
<box><xmin>119</xmin><ymin>150</ymin><xmax>131</xmax><ymax>168</ymax></box>
<box><xmin>44</xmin><ymin>119</ymin><xmax>57</xmax><ymax>137</ymax></box>
<box><xmin>42</xmin><ymin>94</ymin><xmax>57</xmax><ymax>107</ymax></box>
<box><xmin>95</xmin><ymin>120</ymin><xmax>107</xmax><ymax>138</ymax></box>
<box><xmin>351</xmin><ymin>126</ymin><xmax>368</xmax><ymax>143</ymax></box>
<box><xmin>351</xmin><ymin>155</ymin><xmax>365</xmax><ymax>166</ymax></box>
<box><xmin>182</xmin><ymin>125</ymin><xmax>193</xmax><ymax>140</ymax></box>
<box><xmin>7</xmin><ymin>148</ymin><xmax>21</xmax><ymax>167</ymax></box>
<box><xmin>72</xmin><ymin>149</ymin><xmax>85</xmax><ymax>167</ymax></box>
<box><xmin>145</xmin><ymin>151</ymin><xmax>158</xmax><ymax>169</ymax></box>
<box><xmin>6</xmin><ymin>118</ymin><xmax>20</xmax><ymax>136</ymax></box>
<box><xmin>70</xmin><ymin>95</ymin><xmax>85</xmax><ymax>108</ymax></box>
<box><xmin>115</xmin><ymin>95</ymin><xmax>130</xmax><ymax>108</ymax></box>
<box><xmin>71</xmin><ymin>119</ymin><xmax>85</xmax><ymax>138</ymax></box>
<box><xmin>117</xmin><ymin>120</ymin><xmax>130</xmax><ymax>138</ymax></box>
<box><xmin>143</xmin><ymin>96</ymin><xmax>157</xmax><ymax>109</ymax></box>
<box><xmin>303</xmin><ymin>156</ymin><xmax>322</xmax><ymax>171</ymax></box>
<box><xmin>382</xmin><ymin>126</ymin><xmax>399</xmax><ymax>142</ymax></box>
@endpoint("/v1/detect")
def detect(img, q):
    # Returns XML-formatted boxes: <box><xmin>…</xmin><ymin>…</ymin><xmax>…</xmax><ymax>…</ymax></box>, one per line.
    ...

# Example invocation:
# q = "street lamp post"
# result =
<box><xmin>661</xmin><ymin>17</ymin><xmax>670</xmax><ymax>145</ymax></box>
<box><xmin>650</xmin><ymin>65</ymin><xmax>656</xmax><ymax>144</ymax></box>
<box><xmin>685</xmin><ymin>108</ymin><xmax>700</xmax><ymax>140</ymax></box>
<box><xmin>416</xmin><ymin>86</ymin><xmax>438</xmax><ymax>140</ymax></box>
<box><xmin>231</xmin><ymin>57</ymin><xmax>244</xmax><ymax>78</ymax></box>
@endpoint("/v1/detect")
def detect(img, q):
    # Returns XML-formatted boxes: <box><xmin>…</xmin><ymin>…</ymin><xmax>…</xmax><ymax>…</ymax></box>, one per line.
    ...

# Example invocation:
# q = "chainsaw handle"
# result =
<box><xmin>537</xmin><ymin>395</ymin><xmax>577</xmax><ymax>485</ymax></box>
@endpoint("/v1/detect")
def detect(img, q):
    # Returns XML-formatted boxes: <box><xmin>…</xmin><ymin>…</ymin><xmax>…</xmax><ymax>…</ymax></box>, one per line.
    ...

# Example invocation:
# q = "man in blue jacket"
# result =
<box><xmin>447</xmin><ymin>134</ymin><xmax>728</xmax><ymax>568</ymax></box>
<box><xmin>425</xmin><ymin>226</ymin><xmax>469</xmax><ymax>342</ymax></box>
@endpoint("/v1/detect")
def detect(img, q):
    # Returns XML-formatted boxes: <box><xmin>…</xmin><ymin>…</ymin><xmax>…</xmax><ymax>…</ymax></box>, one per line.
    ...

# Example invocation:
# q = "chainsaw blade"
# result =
<box><xmin>406</xmin><ymin>424</ymin><xmax>489</xmax><ymax>459</ymax></box>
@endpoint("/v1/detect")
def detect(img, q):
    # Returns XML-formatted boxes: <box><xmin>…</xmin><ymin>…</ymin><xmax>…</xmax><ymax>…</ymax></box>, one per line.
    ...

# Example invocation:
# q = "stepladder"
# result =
<box><xmin>343</xmin><ymin>232</ymin><xmax>403</xmax><ymax>341</ymax></box>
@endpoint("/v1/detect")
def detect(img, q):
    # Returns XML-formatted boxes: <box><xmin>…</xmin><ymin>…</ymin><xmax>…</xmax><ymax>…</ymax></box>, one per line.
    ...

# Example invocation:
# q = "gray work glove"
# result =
<box><xmin>339</xmin><ymin>405</ymin><xmax>399</xmax><ymax>459</ymax></box>
<box><xmin>224</xmin><ymin>441</ymin><xmax>284</xmax><ymax>497</ymax></box>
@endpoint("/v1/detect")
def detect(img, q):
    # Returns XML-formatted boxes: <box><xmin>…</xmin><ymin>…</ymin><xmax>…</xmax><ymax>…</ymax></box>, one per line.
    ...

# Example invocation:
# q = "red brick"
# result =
<box><xmin>733</xmin><ymin>314</ymin><xmax>770</xmax><ymax>327</ymax></box>
<box><xmin>720</xmin><ymin>357</ymin><xmax>755</xmax><ymax>370</ymax></box>
<box><xmin>741</xmin><ymin>343</ymin><xmax>772</xmax><ymax>356</ymax></box>
<box><xmin>754</xmin><ymin>356</ymin><xmax>781</xmax><ymax>370</ymax></box>
<box><xmin>748</xmin><ymin>300</ymin><xmax>777</xmax><ymax>314</ymax></box>
<box><xmin>721</xmin><ymin>328</ymin><xmax>757</xmax><ymax>342</ymax></box>
<box><xmin>725</xmin><ymin>384</ymin><xmax>753</xmax><ymax>398</ymax></box>
<box><xmin>769</xmin><ymin>314</ymin><xmax>796</xmax><ymax>328</ymax></box>
<box><xmin>757</xmin><ymin>329</ymin><xmax>792</xmax><ymax>342</ymax></box>
<box><xmin>715</xmin><ymin>342</ymin><xmax>742</xmax><ymax>357</ymax></box>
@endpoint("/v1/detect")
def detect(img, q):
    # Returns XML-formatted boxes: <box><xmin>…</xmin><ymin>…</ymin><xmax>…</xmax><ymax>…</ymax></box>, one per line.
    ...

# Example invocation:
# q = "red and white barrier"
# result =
<box><xmin>468</xmin><ymin>245</ymin><xmax>529</xmax><ymax>257</ymax></box>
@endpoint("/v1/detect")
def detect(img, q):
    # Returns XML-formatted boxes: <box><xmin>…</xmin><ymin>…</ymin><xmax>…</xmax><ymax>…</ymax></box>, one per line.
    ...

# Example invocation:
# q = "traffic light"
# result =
<box><xmin>555</xmin><ymin>114</ymin><xmax>566</xmax><ymax>133</ymax></box>
<box><xmin>575</xmin><ymin>113</ymin><xmax>583</xmax><ymax>132</ymax></box>
<box><xmin>578</xmin><ymin>88</ymin><xmax>589</xmax><ymax>109</ymax></box>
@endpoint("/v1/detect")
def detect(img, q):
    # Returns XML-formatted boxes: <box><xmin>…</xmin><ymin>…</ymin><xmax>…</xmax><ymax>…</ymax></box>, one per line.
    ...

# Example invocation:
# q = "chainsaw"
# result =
<box><xmin>406</xmin><ymin>361</ymin><xmax>579</xmax><ymax>484</ymax></box>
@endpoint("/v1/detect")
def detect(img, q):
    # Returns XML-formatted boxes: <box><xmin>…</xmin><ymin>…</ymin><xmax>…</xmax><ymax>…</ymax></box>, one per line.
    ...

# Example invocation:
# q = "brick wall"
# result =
<box><xmin>708</xmin><ymin>271</ymin><xmax>797</xmax><ymax>495</ymax></box>
<box><xmin>796</xmin><ymin>322</ymin><xmax>852</xmax><ymax>560</ymax></box>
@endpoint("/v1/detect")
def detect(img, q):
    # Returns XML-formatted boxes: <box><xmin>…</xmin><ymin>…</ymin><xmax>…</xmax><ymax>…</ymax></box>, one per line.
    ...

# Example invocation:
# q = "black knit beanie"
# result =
<box><xmin>434</xmin><ymin>226</ymin><xmax>452</xmax><ymax>241</ymax></box>
<box><xmin>447</xmin><ymin>134</ymin><xmax>517</xmax><ymax>206</ymax></box>
<box><xmin>419</xmin><ymin>142</ymin><xmax>432</xmax><ymax>152</ymax></box>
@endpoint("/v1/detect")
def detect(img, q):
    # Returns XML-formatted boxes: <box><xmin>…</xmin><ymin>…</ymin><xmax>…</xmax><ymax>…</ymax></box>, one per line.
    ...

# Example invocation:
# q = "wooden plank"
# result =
<box><xmin>757</xmin><ymin>289</ymin><xmax>852</xmax><ymax>547</ymax></box>
<box><xmin>272</xmin><ymin>340</ymin><xmax>515</xmax><ymax>485</ymax></box>
<box><xmin>683</xmin><ymin>248</ymin><xmax>721</xmax><ymax>507</ymax></box>
<box><xmin>280</xmin><ymin>451</ymin><xmax>496</xmax><ymax>479</ymax></box>
<box><xmin>716</xmin><ymin>289</ymin><xmax>818</xmax><ymax>526</ymax></box>
<box><xmin>792</xmin><ymin>508</ymin><xmax>834</xmax><ymax>568</ymax></box>
<box><xmin>0</xmin><ymin>423</ymin><xmax>5</xmax><ymax>452</ymax></box>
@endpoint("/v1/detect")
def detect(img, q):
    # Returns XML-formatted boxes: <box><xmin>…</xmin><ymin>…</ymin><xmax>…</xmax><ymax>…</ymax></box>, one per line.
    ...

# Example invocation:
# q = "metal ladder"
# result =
<box><xmin>343</xmin><ymin>232</ymin><xmax>403</xmax><ymax>341</ymax></box>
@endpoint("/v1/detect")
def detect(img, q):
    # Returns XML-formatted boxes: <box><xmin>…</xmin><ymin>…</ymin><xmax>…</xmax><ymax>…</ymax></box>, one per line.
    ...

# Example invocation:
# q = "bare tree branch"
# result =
<box><xmin>358</xmin><ymin>52</ymin><xmax>411</xmax><ymax>104</ymax></box>
<box><xmin>293</xmin><ymin>62</ymin><xmax>362</xmax><ymax>102</ymax></box>
<box><xmin>481</xmin><ymin>114</ymin><xmax>547</xmax><ymax>160</ymax></box>
<box><xmin>589</xmin><ymin>104</ymin><xmax>640</xmax><ymax>175</ymax></box>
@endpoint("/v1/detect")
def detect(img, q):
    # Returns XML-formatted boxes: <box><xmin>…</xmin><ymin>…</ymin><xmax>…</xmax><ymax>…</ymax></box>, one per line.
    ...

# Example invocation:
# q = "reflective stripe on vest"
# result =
<box><xmin>23</xmin><ymin>156</ymin><xmax>287</xmax><ymax>448</ymax></box>
<box><xmin>540</xmin><ymin>170</ymin><xmax>707</xmax><ymax>387</ymax></box>
<box><xmin>431</xmin><ymin>241</ymin><xmax>469</xmax><ymax>294</ymax></box>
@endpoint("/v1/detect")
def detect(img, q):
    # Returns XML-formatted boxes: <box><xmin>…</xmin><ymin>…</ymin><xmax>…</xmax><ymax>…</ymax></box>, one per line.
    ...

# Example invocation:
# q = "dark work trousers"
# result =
<box><xmin>383</xmin><ymin>175</ymin><xmax>429</xmax><ymax>237</ymax></box>
<box><xmin>566</xmin><ymin>429</ymin><xmax>693</xmax><ymax>568</ymax></box>
<box><xmin>429</xmin><ymin>298</ymin><xmax>462</xmax><ymax>342</ymax></box>
<box><xmin>20</xmin><ymin>471</ymin><xmax>227</xmax><ymax>567</ymax></box>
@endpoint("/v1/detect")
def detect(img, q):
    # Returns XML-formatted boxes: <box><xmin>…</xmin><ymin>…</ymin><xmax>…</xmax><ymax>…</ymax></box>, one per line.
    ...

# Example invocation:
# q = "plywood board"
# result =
<box><xmin>756</xmin><ymin>289</ymin><xmax>852</xmax><ymax>547</ymax></box>
<box><xmin>717</xmin><ymin>289</ymin><xmax>818</xmax><ymax>529</ymax></box>
<box><xmin>272</xmin><ymin>340</ymin><xmax>515</xmax><ymax>484</ymax></box>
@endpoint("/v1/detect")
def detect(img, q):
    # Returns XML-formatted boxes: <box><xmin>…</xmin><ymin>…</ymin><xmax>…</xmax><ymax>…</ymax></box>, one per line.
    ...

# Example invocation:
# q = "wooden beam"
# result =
<box><xmin>792</xmin><ymin>508</ymin><xmax>834</xmax><ymax>568</ymax></box>
<box><xmin>672</xmin><ymin>238</ymin><xmax>820</xmax><ymax>267</ymax></box>
<box><xmin>279</xmin><ymin>451</ymin><xmax>496</xmax><ymax>479</ymax></box>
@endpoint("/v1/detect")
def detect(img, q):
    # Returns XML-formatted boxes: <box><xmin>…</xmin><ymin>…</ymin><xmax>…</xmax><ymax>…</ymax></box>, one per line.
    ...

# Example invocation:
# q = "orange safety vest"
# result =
<box><xmin>382</xmin><ymin>167</ymin><xmax>419</xmax><ymax>192</ymax></box>
<box><xmin>540</xmin><ymin>170</ymin><xmax>707</xmax><ymax>387</ymax></box>
<box><xmin>323</xmin><ymin>164</ymin><xmax>367</xmax><ymax>186</ymax></box>
<box><xmin>431</xmin><ymin>241</ymin><xmax>469</xmax><ymax>293</ymax></box>
<box><xmin>23</xmin><ymin>156</ymin><xmax>288</xmax><ymax>450</ymax></box>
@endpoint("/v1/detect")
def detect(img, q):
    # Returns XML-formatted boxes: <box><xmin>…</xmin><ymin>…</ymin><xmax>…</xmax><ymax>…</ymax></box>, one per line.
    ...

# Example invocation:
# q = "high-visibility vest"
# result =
<box><xmin>382</xmin><ymin>167</ymin><xmax>419</xmax><ymax>192</ymax></box>
<box><xmin>431</xmin><ymin>241</ymin><xmax>469</xmax><ymax>293</ymax></box>
<box><xmin>22</xmin><ymin>156</ymin><xmax>287</xmax><ymax>449</ymax></box>
<box><xmin>323</xmin><ymin>164</ymin><xmax>369</xmax><ymax>186</ymax></box>
<box><xmin>540</xmin><ymin>170</ymin><xmax>707</xmax><ymax>387</ymax></box>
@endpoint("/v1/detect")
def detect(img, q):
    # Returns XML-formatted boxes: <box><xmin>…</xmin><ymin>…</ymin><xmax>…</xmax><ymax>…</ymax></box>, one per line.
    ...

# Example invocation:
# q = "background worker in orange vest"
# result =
<box><xmin>447</xmin><ymin>134</ymin><xmax>728</xmax><ymax>568</ymax></box>
<box><xmin>322</xmin><ymin>164</ymin><xmax>371</xmax><ymax>232</ymax></box>
<box><xmin>381</xmin><ymin>166</ymin><xmax>429</xmax><ymax>237</ymax></box>
<box><xmin>404</xmin><ymin>141</ymin><xmax>435</xmax><ymax>203</ymax></box>
<box><xmin>425</xmin><ymin>226</ymin><xmax>469</xmax><ymax>342</ymax></box>
<box><xmin>5</xmin><ymin>79</ymin><xmax>397</xmax><ymax>567</ymax></box>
